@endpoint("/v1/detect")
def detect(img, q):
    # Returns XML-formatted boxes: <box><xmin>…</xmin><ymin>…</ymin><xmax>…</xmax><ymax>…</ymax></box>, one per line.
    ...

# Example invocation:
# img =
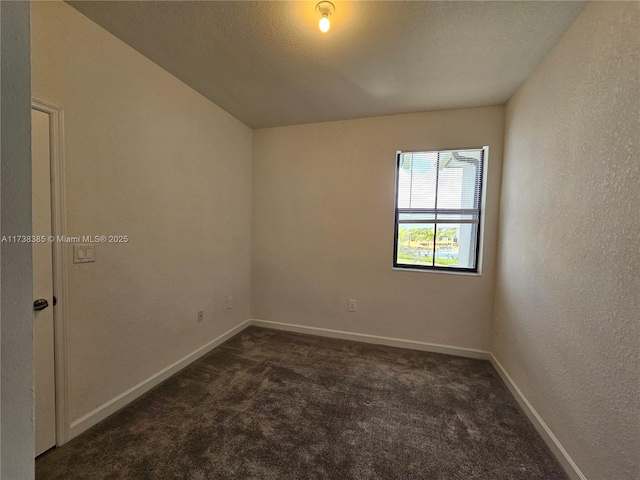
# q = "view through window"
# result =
<box><xmin>393</xmin><ymin>148</ymin><xmax>485</xmax><ymax>272</ymax></box>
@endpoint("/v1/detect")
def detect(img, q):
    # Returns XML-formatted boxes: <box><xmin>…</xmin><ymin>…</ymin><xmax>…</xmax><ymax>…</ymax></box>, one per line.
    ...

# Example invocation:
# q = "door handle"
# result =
<box><xmin>34</xmin><ymin>299</ymin><xmax>49</xmax><ymax>311</ymax></box>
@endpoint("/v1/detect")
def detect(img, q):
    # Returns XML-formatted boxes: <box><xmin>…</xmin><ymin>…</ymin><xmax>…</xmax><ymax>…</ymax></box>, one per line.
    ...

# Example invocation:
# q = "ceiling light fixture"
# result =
<box><xmin>316</xmin><ymin>1</ymin><xmax>335</xmax><ymax>33</ymax></box>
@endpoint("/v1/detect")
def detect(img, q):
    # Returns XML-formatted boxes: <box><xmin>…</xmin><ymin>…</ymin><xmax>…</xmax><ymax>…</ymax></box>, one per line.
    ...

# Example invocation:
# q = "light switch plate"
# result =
<box><xmin>348</xmin><ymin>299</ymin><xmax>357</xmax><ymax>312</ymax></box>
<box><xmin>73</xmin><ymin>244</ymin><xmax>95</xmax><ymax>264</ymax></box>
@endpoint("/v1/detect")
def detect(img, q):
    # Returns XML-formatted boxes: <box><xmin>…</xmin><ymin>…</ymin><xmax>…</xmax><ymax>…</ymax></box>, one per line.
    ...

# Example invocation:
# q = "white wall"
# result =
<box><xmin>252</xmin><ymin>107</ymin><xmax>504</xmax><ymax>350</ymax></box>
<box><xmin>0</xmin><ymin>1</ymin><xmax>34</xmax><ymax>478</ymax></box>
<box><xmin>31</xmin><ymin>1</ymin><xmax>252</xmax><ymax>429</ymax></box>
<box><xmin>493</xmin><ymin>2</ymin><xmax>639</xmax><ymax>479</ymax></box>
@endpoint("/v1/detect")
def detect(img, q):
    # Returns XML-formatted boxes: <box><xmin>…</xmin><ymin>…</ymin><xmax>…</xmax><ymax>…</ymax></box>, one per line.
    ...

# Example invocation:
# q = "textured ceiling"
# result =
<box><xmin>67</xmin><ymin>1</ymin><xmax>586</xmax><ymax>128</ymax></box>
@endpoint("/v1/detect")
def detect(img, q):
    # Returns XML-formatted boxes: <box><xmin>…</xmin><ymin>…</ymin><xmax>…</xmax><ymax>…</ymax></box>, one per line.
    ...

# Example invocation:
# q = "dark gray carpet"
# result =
<box><xmin>36</xmin><ymin>327</ymin><xmax>567</xmax><ymax>479</ymax></box>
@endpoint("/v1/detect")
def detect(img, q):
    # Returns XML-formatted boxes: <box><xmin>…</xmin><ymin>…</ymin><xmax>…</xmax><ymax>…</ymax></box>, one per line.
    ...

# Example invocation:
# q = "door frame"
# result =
<box><xmin>32</xmin><ymin>98</ymin><xmax>70</xmax><ymax>446</ymax></box>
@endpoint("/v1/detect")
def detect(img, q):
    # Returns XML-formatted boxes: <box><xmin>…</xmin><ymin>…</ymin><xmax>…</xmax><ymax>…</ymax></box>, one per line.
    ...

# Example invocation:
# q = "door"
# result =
<box><xmin>32</xmin><ymin>107</ymin><xmax>56</xmax><ymax>456</ymax></box>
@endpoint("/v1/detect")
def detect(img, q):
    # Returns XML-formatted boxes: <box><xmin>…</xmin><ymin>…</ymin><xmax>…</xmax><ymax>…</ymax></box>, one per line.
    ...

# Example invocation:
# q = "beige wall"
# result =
<box><xmin>28</xmin><ymin>3</ymin><xmax>639</xmax><ymax>478</ymax></box>
<box><xmin>252</xmin><ymin>107</ymin><xmax>504</xmax><ymax>350</ymax></box>
<box><xmin>1</xmin><ymin>2</ymin><xmax>34</xmax><ymax>477</ymax></box>
<box><xmin>493</xmin><ymin>2</ymin><xmax>639</xmax><ymax>479</ymax></box>
<box><xmin>31</xmin><ymin>2</ymin><xmax>252</xmax><ymax>425</ymax></box>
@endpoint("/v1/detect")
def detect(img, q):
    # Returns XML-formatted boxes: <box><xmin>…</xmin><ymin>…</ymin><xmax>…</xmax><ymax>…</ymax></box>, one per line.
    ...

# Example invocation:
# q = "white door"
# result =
<box><xmin>32</xmin><ymin>108</ymin><xmax>56</xmax><ymax>456</ymax></box>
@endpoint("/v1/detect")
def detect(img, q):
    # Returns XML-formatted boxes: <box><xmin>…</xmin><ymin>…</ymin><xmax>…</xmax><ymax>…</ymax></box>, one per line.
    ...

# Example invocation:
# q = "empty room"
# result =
<box><xmin>0</xmin><ymin>1</ymin><xmax>638</xmax><ymax>479</ymax></box>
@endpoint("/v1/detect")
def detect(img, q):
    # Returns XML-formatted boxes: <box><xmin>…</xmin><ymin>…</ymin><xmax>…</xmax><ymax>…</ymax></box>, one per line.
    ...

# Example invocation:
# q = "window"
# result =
<box><xmin>393</xmin><ymin>148</ymin><xmax>485</xmax><ymax>272</ymax></box>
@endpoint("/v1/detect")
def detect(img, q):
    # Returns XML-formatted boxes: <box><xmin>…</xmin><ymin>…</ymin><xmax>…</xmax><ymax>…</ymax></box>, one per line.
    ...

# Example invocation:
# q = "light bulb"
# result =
<box><xmin>319</xmin><ymin>16</ymin><xmax>330</xmax><ymax>33</ymax></box>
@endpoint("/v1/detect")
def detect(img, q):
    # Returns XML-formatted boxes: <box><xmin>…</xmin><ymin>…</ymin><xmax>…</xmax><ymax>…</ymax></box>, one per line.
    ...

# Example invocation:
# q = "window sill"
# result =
<box><xmin>392</xmin><ymin>267</ymin><xmax>482</xmax><ymax>277</ymax></box>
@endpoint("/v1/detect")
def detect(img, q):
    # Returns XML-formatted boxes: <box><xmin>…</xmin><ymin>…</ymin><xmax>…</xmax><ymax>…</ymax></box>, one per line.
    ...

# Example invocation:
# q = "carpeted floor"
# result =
<box><xmin>36</xmin><ymin>327</ymin><xmax>567</xmax><ymax>479</ymax></box>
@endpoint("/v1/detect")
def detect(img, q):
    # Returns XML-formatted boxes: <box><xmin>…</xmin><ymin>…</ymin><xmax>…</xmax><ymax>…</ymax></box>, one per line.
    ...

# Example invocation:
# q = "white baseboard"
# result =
<box><xmin>489</xmin><ymin>354</ymin><xmax>587</xmax><ymax>480</ymax></box>
<box><xmin>69</xmin><ymin>319</ymin><xmax>252</xmax><ymax>439</ymax></box>
<box><xmin>249</xmin><ymin>319</ymin><xmax>491</xmax><ymax>360</ymax></box>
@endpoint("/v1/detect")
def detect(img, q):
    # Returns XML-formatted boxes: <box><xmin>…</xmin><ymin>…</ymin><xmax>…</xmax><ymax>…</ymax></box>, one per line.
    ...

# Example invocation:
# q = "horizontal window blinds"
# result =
<box><xmin>397</xmin><ymin>149</ymin><xmax>483</xmax><ymax>224</ymax></box>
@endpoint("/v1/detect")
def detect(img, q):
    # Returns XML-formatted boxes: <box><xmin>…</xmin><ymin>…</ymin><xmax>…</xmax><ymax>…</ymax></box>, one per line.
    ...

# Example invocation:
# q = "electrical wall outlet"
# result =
<box><xmin>227</xmin><ymin>296</ymin><xmax>233</xmax><ymax>309</ymax></box>
<box><xmin>348</xmin><ymin>299</ymin><xmax>357</xmax><ymax>312</ymax></box>
<box><xmin>197</xmin><ymin>309</ymin><xmax>204</xmax><ymax>322</ymax></box>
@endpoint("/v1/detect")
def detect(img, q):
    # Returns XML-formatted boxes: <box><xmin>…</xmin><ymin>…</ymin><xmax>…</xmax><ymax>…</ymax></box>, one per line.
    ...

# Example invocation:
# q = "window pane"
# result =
<box><xmin>397</xmin><ymin>224</ymin><xmax>434</xmax><ymax>266</ymax></box>
<box><xmin>410</xmin><ymin>153</ymin><xmax>438</xmax><ymax>208</ymax></box>
<box><xmin>397</xmin><ymin>154</ymin><xmax>412</xmax><ymax>208</ymax></box>
<box><xmin>434</xmin><ymin>224</ymin><xmax>478</xmax><ymax>269</ymax></box>
<box><xmin>437</xmin><ymin>150</ymin><xmax>481</xmax><ymax>210</ymax></box>
<box><xmin>397</xmin><ymin>153</ymin><xmax>437</xmax><ymax>209</ymax></box>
